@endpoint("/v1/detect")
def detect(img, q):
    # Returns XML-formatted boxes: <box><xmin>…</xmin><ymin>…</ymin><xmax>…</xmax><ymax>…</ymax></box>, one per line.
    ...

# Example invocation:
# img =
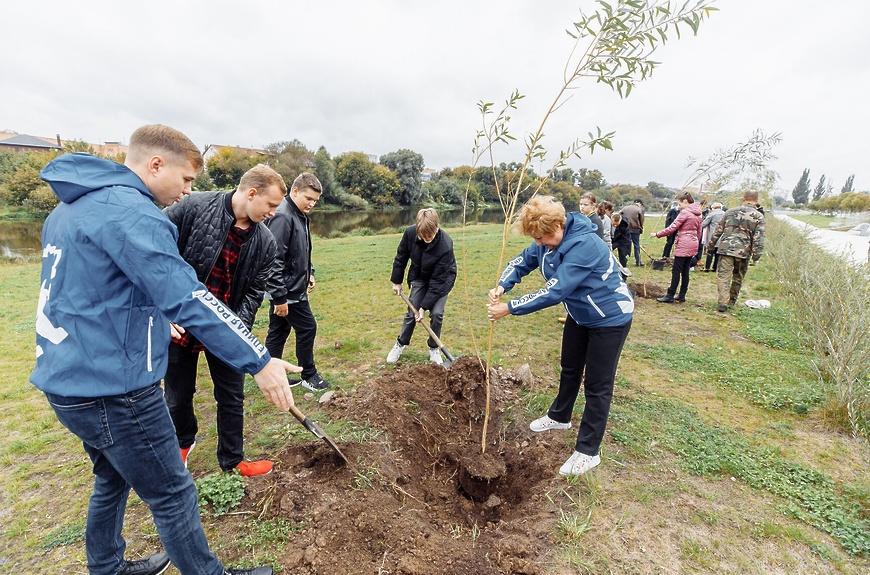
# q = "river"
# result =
<box><xmin>0</xmin><ymin>206</ymin><xmax>509</xmax><ymax>258</ymax></box>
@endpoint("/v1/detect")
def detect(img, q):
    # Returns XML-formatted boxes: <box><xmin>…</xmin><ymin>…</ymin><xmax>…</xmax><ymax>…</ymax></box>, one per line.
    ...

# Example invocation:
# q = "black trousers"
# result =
<box><xmin>265</xmin><ymin>299</ymin><xmax>318</xmax><ymax>380</ymax></box>
<box><xmin>164</xmin><ymin>343</ymin><xmax>246</xmax><ymax>471</ymax></box>
<box><xmin>548</xmin><ymin>318</ymin><xmax>632</xmax><ymax>456</ymax></box>
<box><xmin>662</xmin><ymin>234</ymin><xmax>676</xmax><ymax>258</ymax></box>
<box><xmin>667</xmin><ymin>255</ymin><xmax>692</xmax><ymax>296</ymax></box>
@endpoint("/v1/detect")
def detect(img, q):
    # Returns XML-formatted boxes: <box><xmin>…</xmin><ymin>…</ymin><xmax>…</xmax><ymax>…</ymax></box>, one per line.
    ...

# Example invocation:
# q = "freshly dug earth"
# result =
<box><xmin>628</xmin><ymin>280</ymin><xmax>667</xmax><ymax>299</ymax></box>
<box><xmin>242</xmin><ymin>357</ymin><xmax>573</xmax><ymax>574</ymax></box>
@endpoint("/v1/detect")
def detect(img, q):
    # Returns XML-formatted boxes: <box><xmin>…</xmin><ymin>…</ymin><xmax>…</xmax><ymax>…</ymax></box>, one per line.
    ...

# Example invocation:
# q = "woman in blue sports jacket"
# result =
<box><xmin>487</xmin><ymin>196</ymin><xmax>633</xmax><ymax>477</ymax></box>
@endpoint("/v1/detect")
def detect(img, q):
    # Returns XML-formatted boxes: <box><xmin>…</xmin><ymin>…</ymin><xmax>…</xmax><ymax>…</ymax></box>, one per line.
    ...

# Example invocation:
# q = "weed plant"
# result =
<box><xmin>765</xmin><ymin>218</ymin><xmax>870</xmax><ymax>444</ymax></box>
<box><xmin>196</xmin><ymin>471</ymin><xmax>246</xmax><ymax>516</ymax></box>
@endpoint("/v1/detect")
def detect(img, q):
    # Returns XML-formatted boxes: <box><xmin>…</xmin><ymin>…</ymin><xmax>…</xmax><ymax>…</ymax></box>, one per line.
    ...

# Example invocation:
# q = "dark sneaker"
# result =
<box><xmin>287</xmin><ymin>376</ymin><xmax>302</xmax><ymax>388</ymax></box>
<box><xmin>717</xmin><ymin>305</ymin><xmax>728</xmax><ymax>313</ymax></box>
<box><xmin>225</xmin><ymin>568</ymin><xmax>273</xmax><ymax>575</ymax></box>
<box><xmin>119</xmin><ymin>552</ymin><xmax>170</xmax><ymax>575</ymax></box>
<box><xmin>301</xmin><ymin>373</ymin><xmax>330</xmax><ymax>392</ymax></box>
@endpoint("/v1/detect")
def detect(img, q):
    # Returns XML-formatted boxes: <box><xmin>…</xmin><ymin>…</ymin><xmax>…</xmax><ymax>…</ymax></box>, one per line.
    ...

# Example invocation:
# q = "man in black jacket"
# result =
<box><xmin>387</xmin><ymin>208</ymin><xmax>457</xmax><ymax>364</ymax></box>
<box><xmin>163</xmin><ymin>164</ymin><xmax>285</xmax><ymax>477</ymax></box>
<box><xmin>265</xmin><ymin>173</ymin><xmax>330</xmax><ymax>391</ymax></box>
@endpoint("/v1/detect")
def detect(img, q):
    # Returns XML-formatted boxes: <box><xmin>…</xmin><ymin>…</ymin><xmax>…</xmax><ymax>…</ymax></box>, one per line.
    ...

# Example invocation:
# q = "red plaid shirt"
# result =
<box><xmin>176</xmin><ymin>224</ymin><xmax>251</xmax><ymax>351</ymax></box>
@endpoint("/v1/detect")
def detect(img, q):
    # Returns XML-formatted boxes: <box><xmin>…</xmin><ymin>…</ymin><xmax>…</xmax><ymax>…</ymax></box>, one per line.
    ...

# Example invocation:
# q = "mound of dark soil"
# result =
<box><xmin>628</xmin><ymin>280</ymin><xmax>667</xmax><ymax>299</ymax></box>
<box><xmin>242</xmin><ymin>356</ymin><xmax>569</xmax><ymax>574</ymax></box>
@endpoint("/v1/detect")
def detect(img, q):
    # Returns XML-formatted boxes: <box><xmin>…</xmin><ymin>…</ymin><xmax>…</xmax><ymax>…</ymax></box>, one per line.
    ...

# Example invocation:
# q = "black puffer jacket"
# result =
<box><xmin>390</xmin><ymin>226</ymin><xmax>456</xmax><ymax>310</ymax></box>
<box><xmin>266</xmin><ymin>197</ymin><xmax>314</xmax><ymax>305</ymax></box>
<box><xmin>164</xmin><ymin>191</ymin><xmax>277</xmax><ymax>328</ymax></box>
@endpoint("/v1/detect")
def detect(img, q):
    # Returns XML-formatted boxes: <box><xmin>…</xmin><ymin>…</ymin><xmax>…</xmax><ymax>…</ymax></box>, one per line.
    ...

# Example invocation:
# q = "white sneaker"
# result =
<box><xmin>429</xmin><ymin>348</ymin><xmax>443</xmax><ymax>365</ymax></box>
<box><xmin>558</xmin><ymin>451</ymin><xmax>601</xmax><ymax>476</ymax></box>
<box><xmin>529</xmin><ymin>414</ymin><xmax>571</xmax><ymax>432</ymax></box>
<box><xmin>386</xmin><ymin>342</ymin><xmax>405</xmax><ymax>363</ymax></box>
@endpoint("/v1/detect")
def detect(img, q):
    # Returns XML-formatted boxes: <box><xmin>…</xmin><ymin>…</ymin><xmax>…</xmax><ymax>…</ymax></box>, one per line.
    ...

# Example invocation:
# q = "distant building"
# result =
<box><xmin>421</xmin><ymin>168</ymin><xmax>436</xmax><ymax>183</ymax></box>
<box><xmin>0</xmin><ymin>133</ymin><xmax>62</xmax><ymax>153</ymax></box>
<box><xmin>0</xmin><ymin>131</ymin><xmax>127</xmax><ymax>157</ymax></box>
<box><xmin>202</xmin><ymin>144</ymin><xmax>269</xmax><ymax>162</ymax></box>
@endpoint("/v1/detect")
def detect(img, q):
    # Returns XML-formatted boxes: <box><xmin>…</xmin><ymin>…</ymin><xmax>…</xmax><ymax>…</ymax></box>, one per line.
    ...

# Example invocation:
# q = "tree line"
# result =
<box><xmin>3</xmin><ymin>135</ymin><xmax>780</xmax><ymax>219</ymax></box>
<box><xmin>0</xmin><ymin>137</ymin><xmax>673</xmax><ymax>218</ymax></box>
<box><xmin>791</xmin><ymin>169</ymin><xmax>869</xmax><ymax>212</ymax></box>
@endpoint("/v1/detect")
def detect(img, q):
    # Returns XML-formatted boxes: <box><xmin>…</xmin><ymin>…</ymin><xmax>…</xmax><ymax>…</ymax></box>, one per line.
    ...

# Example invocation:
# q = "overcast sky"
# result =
<box><xmin>3</xmin><ymin>0</ymin><xmax>867</xmax><ymax>194</ymax></box>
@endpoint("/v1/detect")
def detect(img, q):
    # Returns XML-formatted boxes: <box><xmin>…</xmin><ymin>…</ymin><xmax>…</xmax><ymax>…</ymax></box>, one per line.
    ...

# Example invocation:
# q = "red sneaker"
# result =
<box><xmin>234</xmin><ymin>460</ymin><xmax>273</xmax><ymax>477</ymax></box>
<box><xmin>180</xmin><ymin>442</ymin><xmax>196</xmax><ymax>469</ymax></box>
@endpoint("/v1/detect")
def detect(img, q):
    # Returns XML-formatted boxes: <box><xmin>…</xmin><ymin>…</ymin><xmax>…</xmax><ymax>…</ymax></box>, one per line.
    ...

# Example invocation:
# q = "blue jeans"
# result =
<box><xmin>629</xmin><ymin>230</ymin><xmax>642</xmax><ymax>264</ymax></box>
<box><xmin>45</xmin><ymin>384</ymin><xmax>225</xmax><ymax>575</ymax></box>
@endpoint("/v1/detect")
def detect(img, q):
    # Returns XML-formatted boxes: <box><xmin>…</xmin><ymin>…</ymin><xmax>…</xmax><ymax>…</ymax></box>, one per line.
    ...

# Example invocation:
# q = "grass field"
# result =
<box><xmin>1</xmin><ymin>220</ymin><xmax>868</xmax><ymax>574</ymax></box>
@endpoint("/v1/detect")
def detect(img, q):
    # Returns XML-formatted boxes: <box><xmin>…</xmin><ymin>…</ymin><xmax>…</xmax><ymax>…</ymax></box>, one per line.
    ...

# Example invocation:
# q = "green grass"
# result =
<box><xmin>611</xmin><ymin>395</ymin><xmax>870</xmax><ymax>555</ymax></box>
<box><xmin>2</xmin><ymin>222</ymin><xmax>869</xmax><ymax>573</ymax></box>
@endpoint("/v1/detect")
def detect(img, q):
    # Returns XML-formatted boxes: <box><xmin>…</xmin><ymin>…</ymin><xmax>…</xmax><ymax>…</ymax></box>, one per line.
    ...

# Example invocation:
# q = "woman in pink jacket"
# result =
<box><xmin>650</xmin><ymin>192</ymin><xmax>702</xmax><ymax>303</ymax></box>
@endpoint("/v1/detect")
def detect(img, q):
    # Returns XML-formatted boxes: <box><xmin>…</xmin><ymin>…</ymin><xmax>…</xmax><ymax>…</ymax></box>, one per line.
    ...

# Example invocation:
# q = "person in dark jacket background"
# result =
<box><xmin>487</xmin><ymin>196</ymin><xmax>633</xmax><ymax>476</ymax></box>
<box><xmin>265</xmin><ymin>172</ymin><xmax>330</xmax><ymax>392</ymax></box>
<box><xmin>660</xmin><ymin>201</ymin><xmax>679</xmax><ymax>260</ymax></box>
<box><xmin>611</xmin><ymin>212</ymin><xmax>632</xmax><ymax>268</ymax></box>
<box><xmin>163</xmin><ymin>164</ymin><xmax>285</xmax><ymax>477</ymax></box>
<box><xmin>387</xmin><ymin>208</ymin><xmax>457</xmax><ymax>365</ymax></box>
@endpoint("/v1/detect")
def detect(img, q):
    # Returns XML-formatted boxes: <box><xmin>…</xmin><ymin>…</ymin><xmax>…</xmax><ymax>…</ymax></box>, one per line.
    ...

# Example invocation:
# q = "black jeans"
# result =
<box><xmin>164</xmin><ymin>343</ymin><xmax>246</xmax><ymax>471</ymax></box>
<box><xmin>614</xmin><ymin>245</ymin><xmax>629</xmax><ymax>267</ymax></box>
<box><xmin>662</xmin><ymin>234</ymin><xmax>676</xmax><ymax>258</ymax></box>
<box><xmin>705</xmin><ymin>248</ymin><xmax>720</xmax><ymax>271</ymax></box>
<box><xmin>265</xmin><ymin>299</ymin><xmax>318</xmax><ymax>380</ymax></box>
<box><xmin>397</xmin><ymin>280</ymin><xmax>448</xmax><ymax>348</ymax></box>
<box><xmin>548</xmin><ymin>317</ymin><xmax>632</xmax><ymax>456</ymax></box>
<box><xmin>667</xmin><ymin>255</ymin><xmax>692</xmax><ymax>297</ymax></box>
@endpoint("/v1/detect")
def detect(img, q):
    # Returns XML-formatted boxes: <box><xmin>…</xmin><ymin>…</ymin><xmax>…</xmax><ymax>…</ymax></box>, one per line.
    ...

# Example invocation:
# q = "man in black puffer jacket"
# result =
<box><xmin>387</xmin><ymin>208</ymin><xmax>457</xmax><ymax>365</ymax></box>
<box><xmin>163</xmin><ymin>164</ymin><xmax>285</xmax><ymax>477</ymax></box>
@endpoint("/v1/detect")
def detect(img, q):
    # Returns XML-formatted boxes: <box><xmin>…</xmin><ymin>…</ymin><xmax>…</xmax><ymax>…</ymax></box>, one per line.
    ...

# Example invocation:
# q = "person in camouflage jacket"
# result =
<box><xmin>709</xmin><ymin>190</ymin><xmax>765</xmax><ymax>311</ymax></box>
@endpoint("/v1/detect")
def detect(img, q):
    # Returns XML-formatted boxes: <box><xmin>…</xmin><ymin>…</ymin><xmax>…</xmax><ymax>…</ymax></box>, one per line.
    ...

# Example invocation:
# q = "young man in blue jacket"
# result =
<box><xmin>163</xmin><ymin>164</ymin><xmax>286</xmax><ymax>477</ymax></box>
<box><xmin>32</xmin><ymin>125</ymin><xmax>297</xmax><ymax>575</ymax></box>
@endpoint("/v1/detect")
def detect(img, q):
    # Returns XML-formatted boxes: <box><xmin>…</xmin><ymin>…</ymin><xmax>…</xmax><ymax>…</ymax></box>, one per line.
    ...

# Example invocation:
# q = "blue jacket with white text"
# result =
<box><xmin>498</xmin><ymin>212</ymin><xmax>634</xmax><ymax>328</ymax></box>
<box><xmin>31</xmin><ymin>153</ymin><xmax>271</xmax><ymax>397</ymax></box>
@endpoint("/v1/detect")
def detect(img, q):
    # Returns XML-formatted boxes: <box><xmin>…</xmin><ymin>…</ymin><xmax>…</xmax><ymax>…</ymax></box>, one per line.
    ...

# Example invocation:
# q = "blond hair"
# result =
<box><xmin>239</xmin><ymin>164</ymin><xmax>287</xmax><ymax>195</ymax></box>
<box><xmin>126</xmin><ymin>124</ymin><xmax>203</xmax><ymax>171</ymax></box>
<box><xmin>514</xmin><ymin>196</ymin><xmax>566</xmax><ymax>238</ymax></box>
<box><xmin>415</xmin><ymin>208</ymin><xmax>440</xmax><ymax>239</ymax></box>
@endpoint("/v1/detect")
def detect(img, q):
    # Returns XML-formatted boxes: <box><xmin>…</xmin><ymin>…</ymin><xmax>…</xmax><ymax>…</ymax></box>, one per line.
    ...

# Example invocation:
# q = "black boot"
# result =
<box><xmin>674</xmin><ymin>293</ymin><xmax>686</xmax><ymax>302</ymax></box>
<box><xmin>656</xmin><ymin>293</ymin><xmax>675</xmax><ymax>303</ymax></box>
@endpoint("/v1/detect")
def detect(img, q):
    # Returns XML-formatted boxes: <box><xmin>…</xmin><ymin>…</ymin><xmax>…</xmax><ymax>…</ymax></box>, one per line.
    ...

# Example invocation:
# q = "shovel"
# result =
<box><xmin>287</xmin><ymin>404</ymin><xmax>348</xmax><ymax>465</ymax></box>
<box><xmin>398</xmin><ymin>290</ymin><xmax>456</xmax><ymax>368</ymax></box>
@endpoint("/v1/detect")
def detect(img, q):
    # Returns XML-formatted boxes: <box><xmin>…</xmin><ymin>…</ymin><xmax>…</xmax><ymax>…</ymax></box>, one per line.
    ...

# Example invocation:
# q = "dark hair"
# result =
<box><xmin>634</xmin><ymin>199</ymin><xmax>644</xmax><ymax>205</ymax></box>
<box><xmin>677</xmin><ymin>192</ymin><xmax>695</xmax><ymax>204</ymax></box>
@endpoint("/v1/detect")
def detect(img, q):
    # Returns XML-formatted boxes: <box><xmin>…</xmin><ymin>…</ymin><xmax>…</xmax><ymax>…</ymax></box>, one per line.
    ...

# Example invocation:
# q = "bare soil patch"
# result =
<box><xmin>241</xmin><ymin>357</ymin><xmax>569</xmax><ymax>575</ymax></box>
<box><xmin>628</xmin><ymin>281</ymin><xmax>667</xmax><ymax>299</ymax></box>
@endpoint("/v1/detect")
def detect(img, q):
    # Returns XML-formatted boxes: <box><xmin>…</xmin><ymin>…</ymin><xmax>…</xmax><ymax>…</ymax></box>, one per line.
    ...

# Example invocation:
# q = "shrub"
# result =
<box><xmin>22</xmin><ymin>185</ymin><xmax>59</xmax><ymax>217</ymax></box>
<box><xmin>765</xmin><ymin>219</ymin><xmax>870</xmax><ymax>444</ymax></box>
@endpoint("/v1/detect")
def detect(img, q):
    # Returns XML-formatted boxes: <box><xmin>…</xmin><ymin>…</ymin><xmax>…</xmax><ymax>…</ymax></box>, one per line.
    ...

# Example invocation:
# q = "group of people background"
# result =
<box><xmin>579</xmin><ymin>191</ymin><xmax>765</xmax><ymax>310</ymax></box>
<box><xmin>29</xmin><ymin>123</ymin><xmax>764</xmax><ymax>575</ymax></box>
